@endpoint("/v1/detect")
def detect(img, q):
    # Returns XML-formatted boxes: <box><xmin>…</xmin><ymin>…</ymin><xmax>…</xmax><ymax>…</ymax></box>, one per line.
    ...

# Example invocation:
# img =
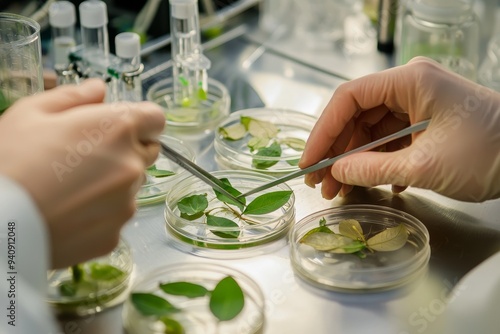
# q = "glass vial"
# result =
<box><xmin>396</xmin><ymin>0</ymin><xmax>479</xmax><ymax>81</ymax></box>
<box><xmin>79</xmin><ymin>0</ymin><xmax>109</xmax><ymax>56</ymax></box>
<box><xmin>48</xmin><ymin>1</ymin><xmax>77</xmax><ymax>85</ymax></box>
<box><xmin>113</xmin><ymin>32</ymin><xmax>143</xmax><ymax>102</ymax></box>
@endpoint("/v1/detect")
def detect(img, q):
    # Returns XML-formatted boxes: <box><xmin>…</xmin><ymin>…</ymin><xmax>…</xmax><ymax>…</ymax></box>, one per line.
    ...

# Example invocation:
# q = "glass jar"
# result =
<box><xmin>396</xmin><ymin>0</ymin><xmax>479</xmax><ymax>81</ymax></box>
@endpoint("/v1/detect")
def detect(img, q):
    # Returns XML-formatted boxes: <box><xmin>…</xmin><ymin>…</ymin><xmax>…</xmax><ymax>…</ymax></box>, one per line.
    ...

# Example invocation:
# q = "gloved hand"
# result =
<box><xmin>0</xmin><ymin>79</ymin><xmax>165</xmax><ymax>268</ymax></box>
<box><xmin>299</xmin><ymin>57</ymin><xmax>500</xmax><ymax>202</ymax></box>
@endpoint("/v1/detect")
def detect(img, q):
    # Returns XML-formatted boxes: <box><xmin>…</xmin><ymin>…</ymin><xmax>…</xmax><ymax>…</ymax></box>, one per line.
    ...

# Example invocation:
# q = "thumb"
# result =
<box><xmin>331</xmin><ymin>149</ymin><xmax>413</xmax><ymax>189</ymax></box>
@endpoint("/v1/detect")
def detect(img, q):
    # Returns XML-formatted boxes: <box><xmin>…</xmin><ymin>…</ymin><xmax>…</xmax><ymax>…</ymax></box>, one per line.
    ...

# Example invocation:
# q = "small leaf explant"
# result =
<box><xmin>300</xmin><ymin>218</ymin><xmax>409</xmax><ymax>257</ymax></box>
<box><xmin>218</xmin><ymin>116</ymin><xmax>307</xmax><ymax>170</ymax></box>
<box><xmin>176</xmin><ymin>178</ymin><xmax>293</xmax><ymax>240</ymax></box>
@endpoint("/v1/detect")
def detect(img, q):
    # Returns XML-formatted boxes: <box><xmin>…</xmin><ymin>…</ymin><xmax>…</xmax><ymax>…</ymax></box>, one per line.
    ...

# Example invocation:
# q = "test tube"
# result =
<box><xmin>79</xmin><ymin>0</ymin><xmax>109</xmax><ymax>57</ymax></box>
<box><xmin>169</xmin><ymin>0</ymin><xmax>211</xmax><ymax>106</ymax></box>
<box><xmin>113</xmin><ymin>32</ymin><xmax>143</xmax><ymax>102</ymax></box>
<box><xmin>48</xmin><ymin>1</ymin><xmax>77</xmax><ymax>85</ymax></box>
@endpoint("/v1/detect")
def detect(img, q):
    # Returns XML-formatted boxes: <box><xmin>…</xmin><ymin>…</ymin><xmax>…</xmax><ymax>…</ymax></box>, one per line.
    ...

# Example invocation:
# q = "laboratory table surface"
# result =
<box><xmin>55</xmin><ymin>10</ymin><xmax>500</xmax><ymax>334</ymax></box>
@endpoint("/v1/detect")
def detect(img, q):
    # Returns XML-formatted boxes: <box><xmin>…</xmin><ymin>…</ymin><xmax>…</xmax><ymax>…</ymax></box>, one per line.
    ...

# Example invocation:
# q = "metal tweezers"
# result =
<box><xmin>237</xmin><ymin>119</ymin><xmax>430</xmax><ymax>198</ymax></box>
<box><xmin>158</xmin><ymin>141</ymin><xmax>246</xmax><ymax>205</ymax></box>
<box><xmin>159</xmin><ymin>119</ymin><xmax>429</xmax><ymax>203</ymax></box>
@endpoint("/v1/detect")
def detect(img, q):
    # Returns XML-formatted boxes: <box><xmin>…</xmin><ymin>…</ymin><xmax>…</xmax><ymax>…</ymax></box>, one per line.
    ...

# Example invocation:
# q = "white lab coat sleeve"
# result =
<box><xmin>441</xmin><ymin>251</ymin><xmax>500</xmax><ymax>334</ymax></box>
<box><xmin>0</xmin><ymin>175</ymin><xmax>60</xmax><ymax>334</ymax></box>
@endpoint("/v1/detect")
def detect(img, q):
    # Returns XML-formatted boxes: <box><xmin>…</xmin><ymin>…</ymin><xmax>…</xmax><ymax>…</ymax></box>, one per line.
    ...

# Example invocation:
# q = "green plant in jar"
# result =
<box><xmin>218</xmin><ymin>116</ymin><xmax>306</xmax><ymax>169</ymax></box>
<box><xmin>175</xmin><ymin>177</ymin><xmax>293</xmax><ymax>239</ymax></box>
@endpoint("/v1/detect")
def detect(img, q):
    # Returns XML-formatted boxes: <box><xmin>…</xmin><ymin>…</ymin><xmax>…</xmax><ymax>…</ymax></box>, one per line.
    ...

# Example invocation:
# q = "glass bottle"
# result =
<box><xmin>396</xmin><ymin>0</ymin><xmax>480</xmax><ymax>81</ymax></box>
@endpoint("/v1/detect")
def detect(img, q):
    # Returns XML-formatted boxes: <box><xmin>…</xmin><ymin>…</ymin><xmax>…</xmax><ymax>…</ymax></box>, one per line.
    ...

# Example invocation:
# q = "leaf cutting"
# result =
<box><xmin>300</xmin><ymin>218</ymin><xmax>409</xmax><ymax>257</ymax></box>
<box><xmin>176</xmin><ymin>178</ymin><xmax>293</xmax><ymax>239</ymax></box>
<box><xmin>218</xmin><ymin>115</ymin><xmax>307</xmax><ymax>170</ymax></box>
<box><xmin>130</xmin><ymin>275</ymin><xmax>245</xmax><ymax>332</ymax></box>
<box><xmin>146</xmin><ymin>164</ymin><xmax>176</xmax><ymax>178</ymax></box>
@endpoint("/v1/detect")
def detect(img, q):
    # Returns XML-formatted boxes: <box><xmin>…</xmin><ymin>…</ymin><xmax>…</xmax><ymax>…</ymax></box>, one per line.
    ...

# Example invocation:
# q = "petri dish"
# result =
<box><xmin>213</xmin><ymin>108</ymin><xmax>317</xmax><ymax>176</ymax></box>
<box><xmin>164</xmin><ymin>170</ymin><xmax>295</xmax><ymax>258</ymax></box>
<box><xmin>289</xmin><ymin>205</ymin><xmax>431</xmax><ymax>292</ymax></box>
<box><xmin>146</xmin><ymin>77</ymin><xmax>230</xmax><ymax>133</ymax></box>
<box><xmin>46</xmin><ymin>239</ymin><xmax>134</xmax><ymax>315</ymax></box>
<box><xmin>122</xmin><ymin>262</ymin><xmax>265</xmax><ymax>334</ymax></box>
<box><xmin>137</xmin><ymin>135</ymin><xmax>196</xmax><ymax>206</ymax></box>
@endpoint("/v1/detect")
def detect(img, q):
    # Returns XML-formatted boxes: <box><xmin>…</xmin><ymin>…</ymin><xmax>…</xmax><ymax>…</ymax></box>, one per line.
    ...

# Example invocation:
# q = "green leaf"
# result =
<box><xmin>180</xmin><ymin>211</ymin><xmax>205</xmax><ymax>221</ymax></box>
<box><xmin>177</xmin><ymin>194</ymin><xmax>208</xmax><ymax>216</ymax></box>
<box><xmin>328</xmin><ymin>240</ymin><xmax>366</xmax><ymax>254</ymax></box>
<box><xmin>245</xmin><ymin>117</ymin><xmax>279</xmax><ymax>138</ymax></box>
<box><xmin>280</xmin><ymin>137</ymin><xmax>306</xmax><ymax>151</ymax></box>
<box><xmin>88</xmin><ymin>263</ymin><xmax>125</xmax><ymax>281</ymax></box>
<box><xmin>219</xmin><ymin>123</ymin><xmax>246</xmax><ymax>141</ymax></box>
<box><xmin>243</xmin><ymin>190</ymin><xmax>292</xmax><ymax>215</ymax></box>
<box><xmin>197</xmin><ymin>87</ymin><xmax>207</xmax><ymax>101</ymax></box>
<box><xmin>131</xmin><ymin>293</ymin><xmax>180</xmax><ymax>316</ymax></box>
<box><xmin>213</xmin><ymin>178</ymin><xmax>246</xmax><ymax>212</ymax></box>
<box><xmin>160</xmin><ymin>317</ymin><xmax>185</xmax><ymax>334</ymax></box>
<box><xmin>299</xmin><ymin>226</ymin><xmax>334</xmax><ymax>242</ymax></box>
<box><xmin>71</xmin><ymin>264</ymin><xmax>84</xmax><ymax>283</ymax></box>
<box><xmin>206</xmin><ymin>215</ymin><xmax>240</xmax><ymax>239</ymax></box>
<box><xmin>252</xmin><ymin>142</ymin><xmax>282</xmax><ymax>169</ymax></box>
<box><xmin>209</xmin><ymin>276</ymin><xmax>245</xmax><ymax>321</ymax></box>
<box><xmin>338</xmin><ymin>219</ymin><xmax>365</xmax><ymax>242</ymax></box>
<box><xmin>159</xmin><ymin>282</ymin><xmax>209</xmax><ymax>298</ymax></box>
<box><xmin>300</xmin><ymin>232</ymin><xmax>364</xmax><ymax>252</ymax></box>
<box><xmin>353</xmin><ymin>251</ymin><xmax>367</xmax><ymax>259</ymax></box>
<box><xmin>247</xmin><ymin>136</ymin><xmax>270</xmax><ymax>151</ymax></box>
<box><xmin>319</xmin><ymin>217</ymin><xmax>327</xmax><ymax>226</ymax></box>
<box><xmin>286</xmin><ymin>159</ymin><xmax>300</xmax><ymax>166</ymax></box>
<box><xmin>240</xmin><ymin>116</ymin><xmax>252</xmax><ymax>129</ymax></box>
<box><xmin>59</xmin><ymin>281</ymin><xmax>77</xmax><ymax>297</ymax></box>
<box><xmin>366</xmin><ymin>224</ymin><xmax>409</xmax><ymax>252</ymax></box>
<box><xmin>146</xmin><ymin>165</ymin><xmax>176</xmax><ymax>178</ymax></box>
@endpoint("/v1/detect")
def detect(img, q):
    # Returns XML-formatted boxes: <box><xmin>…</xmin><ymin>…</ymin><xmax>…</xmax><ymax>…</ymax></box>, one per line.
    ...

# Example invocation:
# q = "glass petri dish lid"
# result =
<box><xmin>137</xmin><ymin>135</ymin><xmax>196</xmax><ymax>206</ymax></box>
<box><xmin>146</xmin><ymin>77</ymin><xmax>230</xmax><ymax>132</ymax></box>
<box><xmin>46</xmin><ymin>238</ymin><xmax>134</xmax><ymax>315</ymax></box>
<box><xmin>164</xmin><ymin>170</ymin><xmax>295</xmax><ymax>258</ymax></box>
<box><xmin>289</xmin><ymin>205</ymin><xmax>431</xmax><ymax>292</ymax></box>
<box><xmin>214</xmin><ymin>108</ymin><xmax>317</xmax><ymax>175</ymax></box>
<box><xmin>122</xmin><ymin>262</ymin><xmax>265</xmax><ymax>334</ymax></box>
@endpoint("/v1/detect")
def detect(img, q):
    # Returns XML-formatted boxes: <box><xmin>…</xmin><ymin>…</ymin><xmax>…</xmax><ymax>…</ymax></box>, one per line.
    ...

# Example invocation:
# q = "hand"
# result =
<box><xmin>299</xmin><ymin>57</ymin><xmax>500</xmax><ymax>202</ymax></box>
<box><xmin>0</xmin><ymin>79</ymin><xmax>165</xmax><ymax>268</ymax></box>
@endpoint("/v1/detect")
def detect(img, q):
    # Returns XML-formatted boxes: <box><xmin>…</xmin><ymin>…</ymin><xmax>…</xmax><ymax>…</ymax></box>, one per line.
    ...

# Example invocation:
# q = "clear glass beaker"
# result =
<box><xmin>396</xmin><ymin>0</ymin><xmax>479</xmax><ymax>81</ymax></box>
<box><xmin>292</xmin><ymin>0</ymin><xmax>376</xmax><ymax>53</ymax></box>
<box><xmin>0</xmin><ymin>13</ymin><xmax>44</xmax><ymax>115</ymax></box>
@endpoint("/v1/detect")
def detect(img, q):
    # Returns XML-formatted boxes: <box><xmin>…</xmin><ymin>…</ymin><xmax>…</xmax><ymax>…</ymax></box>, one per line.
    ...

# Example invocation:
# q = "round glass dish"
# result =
<box><xmin>137</xmin><ymin>135</ymin><xmax>196</xmax><ymax>206</ymax></box>
<box><xmin>122</xmin><ymin>262</ymin><xmax>265</xmax><ymax>334</ymax></box>
<box><xmin>164</xmin><ymin>170</ymin><xmax>295</xmax><ymax>258</ymax></box>
<box><xmin>213</xmin><ymin>108</ymin><xmax>317</xmax><ymax>176</ymax></box>
<box><xmin>147</xmin><ymin>78</ymin><xmax>230</xmax><ymax>132</ymax></box>
<box><xmin>289</xmin><ymin>205</ymin><xmax>430</xmax><ymax>292</ymax></box>
<box><xmin>46</xmin><ymin>239</ymin><xmax>134</xmax><ymax>315</ymax></box>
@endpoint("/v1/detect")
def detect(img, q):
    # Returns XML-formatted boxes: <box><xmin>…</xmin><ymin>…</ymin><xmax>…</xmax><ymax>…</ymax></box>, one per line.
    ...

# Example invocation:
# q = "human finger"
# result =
<box><xmin>106</xmin><ymin>101</ymin><xmax>165</xmax><ymax>143</ymax></box>
<box><xmin>330</xmin><ymin>149</ymin><xmax>412</xmax><ymax>189</ymax></box>
<box><xmin>299</xmin><ymin>64</ymin><xmax>417</xmax><ymax>168</ymax></box>
<box><xmin>16</xmin><ymin>78</ymin><xmax>106</xmax><ymax>113</ymax></box>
